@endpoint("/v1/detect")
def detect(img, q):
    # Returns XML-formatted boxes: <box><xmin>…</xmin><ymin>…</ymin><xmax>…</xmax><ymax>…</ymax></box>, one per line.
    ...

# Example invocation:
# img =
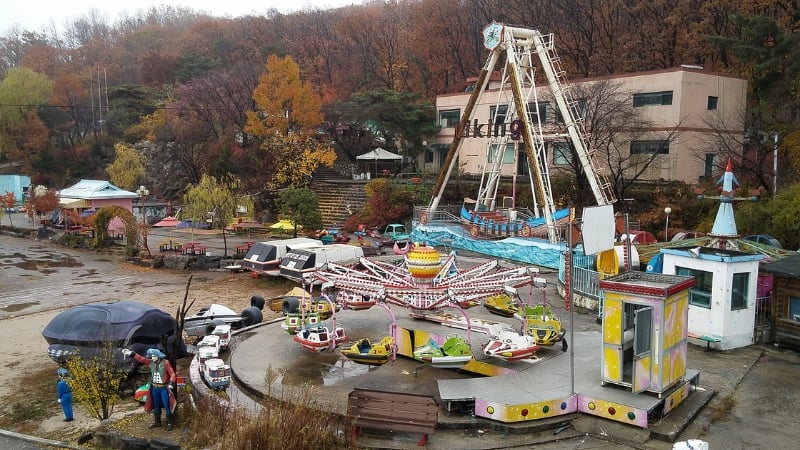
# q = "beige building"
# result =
<box><xmin>425</xmin><ymin>67</ymin><xmax>748</xmax><ymax>185</ymax></box>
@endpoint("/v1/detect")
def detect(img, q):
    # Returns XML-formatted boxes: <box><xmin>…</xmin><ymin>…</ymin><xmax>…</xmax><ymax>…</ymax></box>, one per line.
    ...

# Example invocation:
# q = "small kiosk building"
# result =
<box><xmin>598</xmin><ymin>271</ymin><xmax>695</xmax><ymax>395</ymax></box>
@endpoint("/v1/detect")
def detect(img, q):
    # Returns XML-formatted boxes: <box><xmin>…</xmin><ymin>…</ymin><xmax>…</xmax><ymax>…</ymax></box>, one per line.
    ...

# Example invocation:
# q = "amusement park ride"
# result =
<box><xmin>253</xmin><ymin>23</ymin><xmax>725</xmax><ymax>431</ymax></box>
<box><xmin>412</xmin><ymin>22</ymin><xmax>616</xmax><ymax>269</ymax></box>
<box><xmin>278</xmin><ymin>242</ymin><xmax>556</xmax><ymax>369</ymax></box>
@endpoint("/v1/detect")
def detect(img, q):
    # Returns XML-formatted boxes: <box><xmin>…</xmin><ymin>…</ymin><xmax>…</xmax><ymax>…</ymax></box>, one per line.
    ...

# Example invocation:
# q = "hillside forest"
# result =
<box><xmin>1</xmin><ymin>0</ymin><xmax>800</xmax><ymax>247</ymax></box>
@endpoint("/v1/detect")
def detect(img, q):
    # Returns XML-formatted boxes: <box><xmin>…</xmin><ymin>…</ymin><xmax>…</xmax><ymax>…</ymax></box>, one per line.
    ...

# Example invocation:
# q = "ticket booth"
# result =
<box><xmin>599</xmin><ymin>271</ymin><xmax>695</xmax><ymax>395</ymax></box>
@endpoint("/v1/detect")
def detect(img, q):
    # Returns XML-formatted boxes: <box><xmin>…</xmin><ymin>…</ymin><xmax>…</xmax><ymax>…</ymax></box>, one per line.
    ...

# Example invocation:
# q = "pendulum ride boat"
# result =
<box><xmin>337</xmin><ymin>291</ymin><xmax>377</xmax><ymax>311</ymax></box>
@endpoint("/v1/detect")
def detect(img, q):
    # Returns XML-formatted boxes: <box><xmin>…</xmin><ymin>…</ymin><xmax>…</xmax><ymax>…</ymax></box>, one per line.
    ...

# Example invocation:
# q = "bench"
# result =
<box><xmin>347</xmin><ymin>388</ymin><xmax>439</xmax><ymax>446</ymax></box>
<box><xmin>688</xmin><ymin>332</ymin><xmax>721</xmax><ymax>351</ymax></box>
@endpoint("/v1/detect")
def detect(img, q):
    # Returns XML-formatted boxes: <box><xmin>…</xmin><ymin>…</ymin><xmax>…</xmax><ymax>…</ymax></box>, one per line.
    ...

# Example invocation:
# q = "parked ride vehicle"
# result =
<box><xmin>381</xmin><ymin>223</ymin><xmax>410</xmax><ymax>244</ymax></box>
<box><xmin>183</xmin><ymin>301</ymin><xmax>263</xmax><ymax>341</ymax></box>
<box><xmin>742</xmin><ymin>234</ymin><xmax>782</xmax><ymax>248</ymax></box>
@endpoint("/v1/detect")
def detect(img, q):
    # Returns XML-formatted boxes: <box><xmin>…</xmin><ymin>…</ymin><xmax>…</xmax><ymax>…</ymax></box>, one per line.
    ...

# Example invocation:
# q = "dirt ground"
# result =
<box><xmin>0</xmin><ymin>231</ymin><xmax>290</xmax><ymax>444</ymax></box>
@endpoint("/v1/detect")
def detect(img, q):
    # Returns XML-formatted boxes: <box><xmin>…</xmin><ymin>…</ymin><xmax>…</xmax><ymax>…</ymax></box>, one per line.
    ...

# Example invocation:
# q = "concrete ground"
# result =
<box><xmin>229</xmin><ymin>296</ymin><xmax>800</xmax><ymax>449</ymax></box>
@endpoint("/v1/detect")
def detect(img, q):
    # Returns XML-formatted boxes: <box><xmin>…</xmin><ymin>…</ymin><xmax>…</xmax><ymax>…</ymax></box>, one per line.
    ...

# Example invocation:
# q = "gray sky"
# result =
<box><xmin>1</xmin><ymin>1</ymin><xmax>362</xmax><ymax>34</ymax></box>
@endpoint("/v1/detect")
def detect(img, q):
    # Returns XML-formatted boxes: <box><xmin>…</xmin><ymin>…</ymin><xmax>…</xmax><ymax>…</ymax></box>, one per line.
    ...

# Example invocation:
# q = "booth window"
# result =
<box><xmin>677</xmin><ymin>266</ymin><xmax>713</xmax><ymax>308</ymax></box>
<box><xmin>731</xmin><ymin>272</ymin><xmax>749</xmax><ymax>311</ymax></box>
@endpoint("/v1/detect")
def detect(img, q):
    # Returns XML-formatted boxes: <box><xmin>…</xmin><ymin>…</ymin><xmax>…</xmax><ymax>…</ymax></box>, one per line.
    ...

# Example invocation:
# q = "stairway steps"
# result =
<box><xmin>311</xmin><ymin>168</ymin><xmax>368</xmax><ymax>227</ymax></box>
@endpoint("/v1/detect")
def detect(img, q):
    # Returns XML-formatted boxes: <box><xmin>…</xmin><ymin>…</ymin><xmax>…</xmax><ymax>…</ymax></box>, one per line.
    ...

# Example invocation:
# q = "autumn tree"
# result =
<box><xmin>706</xmin><ymin>14</ymin><xmax>800</xmax><ymax>191</ymax></box>
<box><xmin>245</xmin><ymin>54</ymin><xmax>336</xmax><ymax>189</ymax></box>
<box><xmin>64</xmin><ymin>342</ymin><xmax>127</xmax><ymax>421</ymax></box>
<box><xmin>182</xmin><ymin>174</ymin><xmax>254</xmax><ymax>256</ymax></box>
<box><xmin>0</xmin><ymin>67</ymin><xmax>53</xmax><ymax>163</ymax></box>
<box><xmin>553</xmin><ymin>79</ymin><xmax>670</xmax><ymax>204</ymax></box>
<box><xmin>276</xmin><ymin>187</ymin><xmax>322</xmax><ymax>238</ymax></box>
<box><xmin>343</xmin><ymin>178</ymin><xmax>429</xmax><ymax>231</ymax></box>
<box><xmin>732</xmin><ymin>180</ymin><xmax>800</xmax><ymax>250</ymax></box>
<box><xmin>26</xmin><ymin>184</ymin><xmax>59</xmax><ymax>226</ymax></box>
<box><xmin>106</xmin><ymin>143</ymin><xmax>146</xmax><ymax>190</ymax></box>
<box><xmin>1</xmin><ymin>192</ymin><xmax>16</xmax><ymax>228</ymax></box>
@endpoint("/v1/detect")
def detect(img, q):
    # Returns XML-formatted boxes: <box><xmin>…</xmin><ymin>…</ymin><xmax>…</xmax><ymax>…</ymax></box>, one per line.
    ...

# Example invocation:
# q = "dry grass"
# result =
<box><xmin>0</xmin><ymin>356</ymin><xmax>358</xmax><ymax>449</ymax></box>
<box><xmin>0</xmin><ymin>365</ymin><xmax>60</xmax><ymax>433</ymax></box>
<box><xmin>183</xmin><ymin>383</ymin><xmax>358</xmax><ymax>450</ymax></box>
<box><xmin>710</xmin><ymin>392</ymin><xmax>737</xmax><ymax>422</ymax></box>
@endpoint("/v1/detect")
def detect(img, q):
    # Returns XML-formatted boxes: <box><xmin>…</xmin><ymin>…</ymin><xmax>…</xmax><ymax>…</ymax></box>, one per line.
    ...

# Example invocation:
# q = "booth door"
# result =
<box><xmin>632</xmin><ymin>306</ymin><xmax>654</xmax><ymax>393</ymax></box>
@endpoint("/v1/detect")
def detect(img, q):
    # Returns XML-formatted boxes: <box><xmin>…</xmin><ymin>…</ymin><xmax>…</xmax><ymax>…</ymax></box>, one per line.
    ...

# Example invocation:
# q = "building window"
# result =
<box><xmin>731</xmin><ymin>272</ymin><xmax>749</xmax><ymax>311</ymax></box>
<box><xmin>517</xmin><ymin>149</ymin><xmax>529</xmax><ymax>176</ymax></box>
<box><xmin>790</xmin><ymin>296</ymin><xmax>800</xmax><ymax>322</ymax></box>
<box><xmin>489</xmin><ymin>105</ymin><xmax>508</xmax><ymax>125</ymax></box>
<box><xmin>630</xmin><ymin>140</ymin><xmax>670</xmax><ymax>155</ymax></box>
<box><xmin>707</xmin><ymin>96</ymin><xmax>718</xmax><ymax>111</ymax></box>
<box><xmin>677</xmin><ymin>266</ymin><xmax>713</xmax><ymax>308</ymax></box>
<box><xmin>425</xmin><ymin>149</ymin><xmax>434</xmax><ymax>163</ymax></box>
<box><xmin>553</xmin><ymin>142</ymin><xmax>573</xmax><ymax>165</ymax></box>
<box><xmin>703</xmin><ymin>154</ymin><xmax>714</xmax><ymax>180</ymax></box>
<box><xmin>527</xmin><ymin>101</ymin><xmax>549</xmax><ymax>124</ymax></box>
<box><xmin>439</xmin><ymin>109</ymin><xmax>460</xmax><ymax>128</ymax></box>
<box><xmin>555</xmin><ymin>98</ymin><xmax>588</xmax><ymax>123</ymax></box>
<box><xmin>488</xmin><ymin>143</ymin><xmax>515</xmax><ymax>164</ymax></box>
<box><xmin>633</xmin><ymin>91</ymin><xmax>673</xmax><ymax>107</ymax></box>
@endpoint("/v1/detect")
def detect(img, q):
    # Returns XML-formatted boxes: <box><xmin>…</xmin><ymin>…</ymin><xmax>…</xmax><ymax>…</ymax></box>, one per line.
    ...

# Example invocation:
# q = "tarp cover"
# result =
<box><xmin>42</xmin><ymin>300</ymin><xmax>175</xmax><ymax>345</ymax></box>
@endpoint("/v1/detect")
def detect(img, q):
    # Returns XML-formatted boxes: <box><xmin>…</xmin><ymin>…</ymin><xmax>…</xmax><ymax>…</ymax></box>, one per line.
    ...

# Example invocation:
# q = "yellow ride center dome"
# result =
<box><xmin>406</xmin><ymin>244</ymin><xmax>442</xmax><ymax>279</ymax></box>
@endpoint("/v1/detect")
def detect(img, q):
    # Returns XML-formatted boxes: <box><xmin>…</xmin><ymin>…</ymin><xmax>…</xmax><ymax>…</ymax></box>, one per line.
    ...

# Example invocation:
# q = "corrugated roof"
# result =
<box><xmin>761</xmin><ymin>253</ymin><xmax>800</xmax><ymax>278</ymax></box>
<box><xmin>57</xmin><ymin>180</ymin><xmax>138</xmax><ymax>200</ymax></box>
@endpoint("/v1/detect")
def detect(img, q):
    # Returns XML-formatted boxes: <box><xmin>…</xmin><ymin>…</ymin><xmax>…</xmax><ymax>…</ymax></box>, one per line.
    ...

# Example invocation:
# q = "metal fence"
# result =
<box><xmin>754</xmin><ymin>295</ymin><xmax>772</xmax><ymax>344</ymax></box>
<box><xmin>558</xmin><ymin>256</ymin><xmax>774</xmax><ymax>341</ymax></box>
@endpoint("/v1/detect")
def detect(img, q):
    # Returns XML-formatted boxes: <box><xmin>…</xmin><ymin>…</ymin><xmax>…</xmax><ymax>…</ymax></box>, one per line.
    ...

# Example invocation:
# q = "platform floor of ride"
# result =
<box><xmin>231</xmin><ymin>300</ymin><xmax>703</xmax><ymax>429</ymax></box>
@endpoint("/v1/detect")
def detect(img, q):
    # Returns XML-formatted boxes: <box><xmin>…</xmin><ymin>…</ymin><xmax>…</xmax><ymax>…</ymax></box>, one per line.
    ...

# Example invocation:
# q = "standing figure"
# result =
<box><xmin>122</xmin><ymin>348</ymin><xmax>176</xmax><ymax>431</ymax></box>
<box><xmin>56</xmin><ymin>367</ymin><xmax>73</xmax><ymax>422</ymax></box>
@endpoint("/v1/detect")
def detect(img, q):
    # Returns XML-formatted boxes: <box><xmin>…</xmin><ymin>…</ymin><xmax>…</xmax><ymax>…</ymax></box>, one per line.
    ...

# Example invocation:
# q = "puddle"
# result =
<box><xmin>77</xmin><ymin>269</ymin><xmax>100</xmax><ymax>277</ymax></box>
<box><xmin>2</xmin><ymin>302</ymin><xmax>38</xmax><ymax>312</ymax></box>
<box><xmin>275</xmin><ymin>351</ymin><xmax>374</xmax><ymax>387</ymax></box>
<box><xmin>11</xmin><ymin>258</ymin><xmax>84</xmax><ymax>271</ymax></box>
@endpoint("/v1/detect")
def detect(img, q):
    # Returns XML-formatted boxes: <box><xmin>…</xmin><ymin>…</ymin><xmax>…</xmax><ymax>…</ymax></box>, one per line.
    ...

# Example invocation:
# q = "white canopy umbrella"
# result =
<box><xmin>356</xmin><ymin>147</ymin><xmax>402</xmax><ymax>176</ymax></box>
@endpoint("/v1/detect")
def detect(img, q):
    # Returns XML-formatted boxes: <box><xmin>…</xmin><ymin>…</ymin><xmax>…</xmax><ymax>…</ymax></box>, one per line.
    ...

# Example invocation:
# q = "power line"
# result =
<box><xmin>0</xmin><ymin>103</ymin><xmax>233</xmax><ymax>111</ymax></box>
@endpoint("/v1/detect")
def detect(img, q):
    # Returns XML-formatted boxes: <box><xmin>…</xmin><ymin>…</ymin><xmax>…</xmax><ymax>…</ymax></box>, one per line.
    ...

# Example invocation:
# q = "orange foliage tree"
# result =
<box><xmin>26</xmin><ymin>185</ymin><xmax>60</xmax><ymax>226</ymax></box>
<box><xmin>245</xmin><ymin>55</ymin><xmax>335</xmax><ymax>189</ymax></box>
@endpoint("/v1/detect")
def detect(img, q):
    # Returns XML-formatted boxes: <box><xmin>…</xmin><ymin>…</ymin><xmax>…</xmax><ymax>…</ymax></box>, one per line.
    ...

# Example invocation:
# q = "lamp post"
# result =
<box><xmin>136</xmin><ymin>185</ymin><xmax>150</xmax><ymax>255</ymax></box>
<box><xmin>664</xmin><ymin>207</ymin><xmax>672</xmax><ymax>241</ymax></box>
<box><xmin>773</xmin><ymin>132</ymin><xmax>778</xmax><ymax>196</ymax></box>
<box><xmin>136</xmin><ymin>185</ymin><xmax>149</xmax><ymax>224</ymax></box>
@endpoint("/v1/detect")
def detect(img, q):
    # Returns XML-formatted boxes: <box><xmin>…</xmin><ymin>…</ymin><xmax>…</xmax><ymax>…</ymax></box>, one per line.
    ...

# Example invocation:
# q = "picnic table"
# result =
<box><xmin>158</xmin><ymin>240</ymin><xmax>182</xmax><ymax>252</ymax></box>
<box><xmin>236</xmin><ymin>241</ymin><xmax>255</xmax><ymax>254</ymax></box>
<box><xmin>181</xmin><ymin>242</ymin><xmax>198</xmax><ymax>255</ymax></box>
<box><xmin>182</xmin><ymin>244</ymin><xmax>207</xmax><ymax>256</ymax></box>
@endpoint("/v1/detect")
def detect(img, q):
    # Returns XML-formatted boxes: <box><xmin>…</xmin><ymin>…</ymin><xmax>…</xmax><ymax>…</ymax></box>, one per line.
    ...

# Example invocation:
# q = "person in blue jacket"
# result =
<box><xmin>56</xmin><ymin>367</ymin><xmax>73</xmax><ymax>422</ymax></box>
